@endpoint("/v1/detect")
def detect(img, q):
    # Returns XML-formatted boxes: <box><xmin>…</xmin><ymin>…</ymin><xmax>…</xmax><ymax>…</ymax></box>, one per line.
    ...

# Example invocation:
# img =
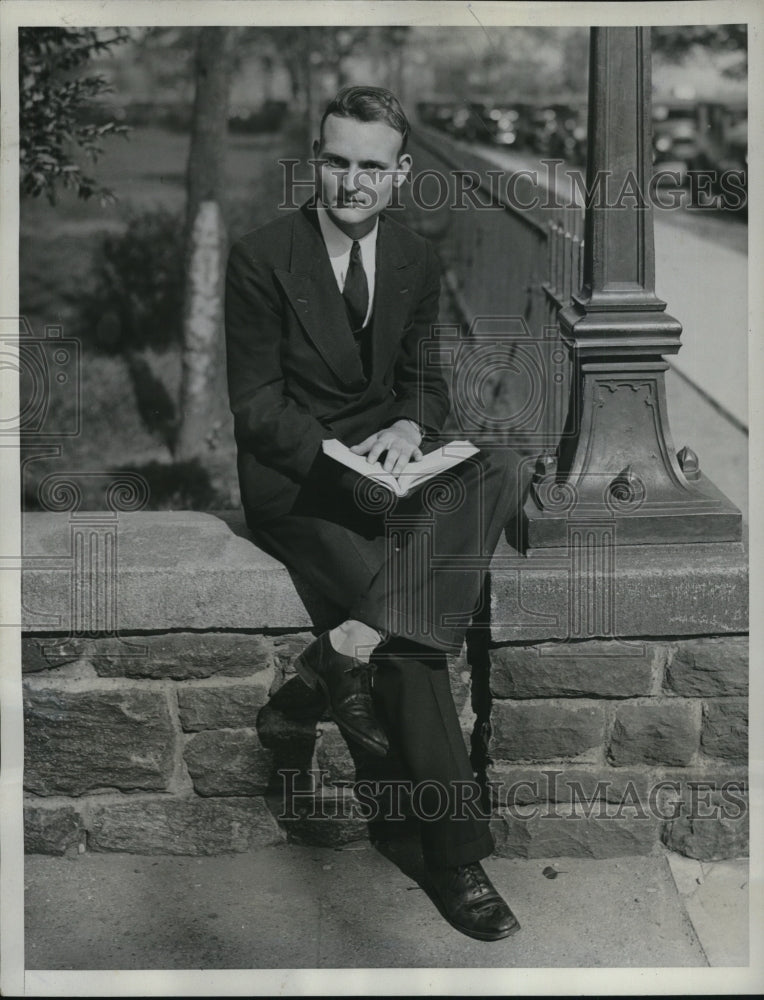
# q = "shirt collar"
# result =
<box><xmin>316</xmin><ymin>202</ymin><xmax>379</xmax><ymax>260</ymax></box>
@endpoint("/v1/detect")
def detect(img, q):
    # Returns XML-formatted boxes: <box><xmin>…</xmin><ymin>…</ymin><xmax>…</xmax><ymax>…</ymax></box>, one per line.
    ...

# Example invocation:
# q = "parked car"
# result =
<box><xmin>417</xmin><ymin>100</ymin><xmax>459</xmax><ymax>131</ymax></box>
<box><xmin>448</xmin><ymin>102</ymin><xmax>485</xmax><ymax>141</ymax></box>
<box><xmin>484</xmin><ymin>102</ymin><xmax>536</xmax><ymax>148</ymax></box>
<box><xmin>529</xmin><ymin>102</ymin><xmax>587</xmax><ymax>162</ymax></box>
<box><xmin>652</xmin><ymin>98</ymin><xmax>700</xmax><ymax>183</ymax></box>
<box><xmin>691</xmin><ymin>99</ymin><xmax>747</xmax><ymax>206</ymax></box>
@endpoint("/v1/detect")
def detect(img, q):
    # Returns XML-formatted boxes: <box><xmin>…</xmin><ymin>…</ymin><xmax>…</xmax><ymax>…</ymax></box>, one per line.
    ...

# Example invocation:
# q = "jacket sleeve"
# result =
<box><xmin>386</xmin><ymin>238</ymin><xmax>451</xmax><ymax>434</ymax></box>
<box><xmin>224</xmin><ymin>240</ymin><xmax>330</xmax><ymax>482</ymax></box>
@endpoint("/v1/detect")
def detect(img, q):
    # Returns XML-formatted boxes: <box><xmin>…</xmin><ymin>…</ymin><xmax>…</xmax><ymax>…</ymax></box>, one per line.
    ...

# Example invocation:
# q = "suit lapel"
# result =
<box><xmin>371</xmin><ymin>215</ymin><xmax>416</xmax><ymax>379</ymax></box>
<box><xmin>274</xmin><ymin>203</ymin><xmax>366</xmax><ymax>387</ymax></box>
<box><xmin>274</xmin><ymin>203</ymin><xmax>417</xmax><ymax>387</ymax></box>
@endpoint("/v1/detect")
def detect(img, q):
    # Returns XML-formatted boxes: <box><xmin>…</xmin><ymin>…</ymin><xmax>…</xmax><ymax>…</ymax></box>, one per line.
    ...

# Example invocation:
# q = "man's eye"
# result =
<box><xmin>325</xmin><ymin>157</ymin><xmax>344</xmax><ymax>168</ymax></box>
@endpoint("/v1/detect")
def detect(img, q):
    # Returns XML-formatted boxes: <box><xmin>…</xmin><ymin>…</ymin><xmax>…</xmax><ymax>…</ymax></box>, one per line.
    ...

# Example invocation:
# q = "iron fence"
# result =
<box><xmin>408</xmin><ymin>126</ymin><xmax>584</xmax><ymax>455</ymax></box>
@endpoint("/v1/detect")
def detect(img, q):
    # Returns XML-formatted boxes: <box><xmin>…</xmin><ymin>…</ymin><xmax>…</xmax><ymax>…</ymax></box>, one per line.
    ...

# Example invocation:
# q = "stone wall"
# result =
<box><xmin>486</xmin><ymin>636</ymin><xmax>748</xmax><ymax>861</ymax></box>
<box><xmin>22</xmin><ymin>629</ymin><xmax>474</xmax><ymax>855</ymax></box>
<box><xmin>21</xmin><ymin>512</ymin><xmax>748</xmax><ymax>861</ymax></box>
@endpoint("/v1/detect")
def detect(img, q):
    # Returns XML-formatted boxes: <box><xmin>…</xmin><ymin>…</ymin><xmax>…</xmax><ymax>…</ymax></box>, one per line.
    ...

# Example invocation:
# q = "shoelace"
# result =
<box><xmin>455</xmin><ymin>865</ymin><xmax>503</xmax><ymax>916</ymax></box>
<box><xmin>455</xmin><ymin>864</ymin><xmax>491</xmax><ymax>893</ymax></box>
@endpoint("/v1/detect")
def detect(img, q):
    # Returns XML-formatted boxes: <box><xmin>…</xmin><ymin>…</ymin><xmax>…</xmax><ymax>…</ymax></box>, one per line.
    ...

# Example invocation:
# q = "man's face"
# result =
<box><xmin>314</xmin><ymin>114</ymin><xmax>411</xmax><ymax>234</ymax></box>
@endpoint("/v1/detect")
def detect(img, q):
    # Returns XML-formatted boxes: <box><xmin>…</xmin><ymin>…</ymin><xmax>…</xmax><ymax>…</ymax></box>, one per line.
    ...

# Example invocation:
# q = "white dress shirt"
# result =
<box><xmin>316</xmin><ymin>203</ymin><xmax>377</xmax><ymax>328</ymax></box>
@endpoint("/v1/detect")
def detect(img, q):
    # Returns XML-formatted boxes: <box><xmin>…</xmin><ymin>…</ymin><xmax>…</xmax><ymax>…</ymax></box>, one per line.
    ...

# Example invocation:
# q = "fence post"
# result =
<box><xmin>524</xmin><ymin>26</ymin><xmax>741</xmax><ymax>548</ymax></box>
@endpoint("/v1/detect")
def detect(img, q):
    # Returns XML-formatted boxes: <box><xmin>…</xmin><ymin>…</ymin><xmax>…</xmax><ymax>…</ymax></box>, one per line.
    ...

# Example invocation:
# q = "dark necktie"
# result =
<box><xmin>342</xmin><ymin>240</ymin><xmax>369</xmax><ymax>333</ymax></box>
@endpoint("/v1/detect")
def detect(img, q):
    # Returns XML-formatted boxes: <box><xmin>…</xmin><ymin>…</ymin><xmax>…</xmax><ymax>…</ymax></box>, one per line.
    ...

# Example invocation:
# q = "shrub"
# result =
<box><xmin>81</xmin><ymin>206</ymin><xmax>185</xmax><ymax>352</ymax></box>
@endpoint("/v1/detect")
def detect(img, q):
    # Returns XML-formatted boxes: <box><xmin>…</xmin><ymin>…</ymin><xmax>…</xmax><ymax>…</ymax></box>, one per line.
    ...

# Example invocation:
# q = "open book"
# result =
<box><xmin>322</xmin><ymin>438</ymin><xmax>480</xmax><ymax>498</ymax></box>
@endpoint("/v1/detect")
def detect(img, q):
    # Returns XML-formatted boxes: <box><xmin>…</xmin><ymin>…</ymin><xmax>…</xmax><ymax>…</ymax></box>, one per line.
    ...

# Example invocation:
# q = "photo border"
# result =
<box><xmin>1</xmin><ymin>1</ymin><xmax>761</xmax><ymax>995</ymax></box>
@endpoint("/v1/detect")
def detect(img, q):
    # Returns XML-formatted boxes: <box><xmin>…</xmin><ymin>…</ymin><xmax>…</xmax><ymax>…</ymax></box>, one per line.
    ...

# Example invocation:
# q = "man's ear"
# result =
<box><xmin>312</xmin><ymin>139</ymin><xmax>321</xmax><ymax>159</ymax></box>
<box><xmin>394</xmin><ymin>153</ymin><xmax>413</xmax><ymax>186</ymax></box>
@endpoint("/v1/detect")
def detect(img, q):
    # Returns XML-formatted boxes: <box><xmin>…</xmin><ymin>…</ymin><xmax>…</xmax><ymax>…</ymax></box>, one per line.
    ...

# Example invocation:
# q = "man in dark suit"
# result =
<box><xmin>225</xmin><ymin>86</ymin><xmax>522</xmax><ymax>941</ymax></box>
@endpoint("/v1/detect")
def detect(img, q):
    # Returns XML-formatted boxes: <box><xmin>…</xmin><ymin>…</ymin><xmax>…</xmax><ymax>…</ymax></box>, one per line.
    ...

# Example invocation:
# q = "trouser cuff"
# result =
<box><xmin>421</xmin><ymin>827</ymin><xmax>495</xmax><ymax>870</ymax></box>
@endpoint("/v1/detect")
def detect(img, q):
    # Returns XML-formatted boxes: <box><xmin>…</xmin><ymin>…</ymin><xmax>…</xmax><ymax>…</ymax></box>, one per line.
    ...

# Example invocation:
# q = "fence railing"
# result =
<box><xmin>407</xmin><ymin>125</ymin><xmax>584</xmax><ymax>455</ymax></box>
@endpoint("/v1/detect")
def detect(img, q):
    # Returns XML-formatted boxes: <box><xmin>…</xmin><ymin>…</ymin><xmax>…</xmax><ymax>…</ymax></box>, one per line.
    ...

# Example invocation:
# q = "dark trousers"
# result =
<box><xmin>251</xmin><ymin>446</ymin><xmax>524</xmax><ymax>867</ymax></box>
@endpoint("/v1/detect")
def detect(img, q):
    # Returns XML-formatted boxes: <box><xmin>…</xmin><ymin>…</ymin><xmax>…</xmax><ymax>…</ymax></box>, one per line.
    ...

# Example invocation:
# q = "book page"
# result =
<box><xmin>322</xmin><ymin>439</ymin><xmax>478</xmax><ymax>496</ymax></box>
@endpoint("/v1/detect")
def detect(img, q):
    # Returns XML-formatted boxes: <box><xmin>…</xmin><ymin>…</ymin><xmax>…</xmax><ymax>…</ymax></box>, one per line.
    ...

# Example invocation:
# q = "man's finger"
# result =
<box><xmin>350</xmin><ymin>433</ymin><xmax>379</xmax><ymax>455</ymax></box>
<box><xmin>367</xmin><ymin>438</ymin><xmax>389</xmax><ymax>465</ymax></box>
<box><xmin>392</xmin><ymin>450</ymin><xmax>413</xmax><ymax>475</ymax></box>
<box><xmin>382</xmin><ymin>445</ymin><xmax>402</xmax><ymax>472</ymax></box>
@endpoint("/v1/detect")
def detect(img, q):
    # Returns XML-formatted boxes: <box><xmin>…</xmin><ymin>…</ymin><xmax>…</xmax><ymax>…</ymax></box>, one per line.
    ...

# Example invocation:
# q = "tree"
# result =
<box><xmin>651</xmin><ymin>25</ymin><xmax>747</xmax><ymax>78</ymax></box>
<box><xmin>243</xmin><ymin>27</ymin><xmax>412</xmax><ymax>144</ymax></box>
<box><xmin>175</xmin><ymin>27</ymin><xmax>234</xmax><ymax>462</ymax></box>
<box><xmin>19</xmin><ymin>27</ymin><xmax>130</xmax><ymax>204</ymax></box>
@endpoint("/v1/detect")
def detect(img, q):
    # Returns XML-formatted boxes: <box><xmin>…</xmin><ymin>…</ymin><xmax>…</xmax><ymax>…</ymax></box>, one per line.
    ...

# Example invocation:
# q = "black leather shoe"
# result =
<box><xmin>425</xmin><ymin>861</ymin><xmax>520</xmax><ymax>941</ymax></box>
<box><xmin>294</xmin><ymin>633</ymin><xmax>389</xmax><ymax>757</ymax></box>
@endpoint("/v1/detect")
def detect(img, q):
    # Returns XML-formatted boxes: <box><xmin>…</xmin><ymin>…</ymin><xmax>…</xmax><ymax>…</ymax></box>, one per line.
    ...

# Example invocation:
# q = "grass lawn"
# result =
<box><xmin>20</xmin><ymin>124</ymin><xmax>304</xmax><ymax>511</ymax></box>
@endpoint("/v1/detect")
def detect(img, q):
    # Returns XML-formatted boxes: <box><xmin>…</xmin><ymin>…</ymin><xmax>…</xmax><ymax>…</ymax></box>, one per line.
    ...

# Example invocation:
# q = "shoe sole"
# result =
<box><xmin>438</xmin><ymin>908</ymin><xmax>521</xmax><ymax>942</ymax></box>
<box><xmin>446</xmin><ymin>917</ymin><xmax>521</xmax><ymax>942</ymax></box>
<box><xmin>426</xmin><ymin>885</ymin><xmax>521</xmax><ymax>941</ymax></box>
<box><xmin>294</xmin><ymin>652</ymin><xmax>388</xmax><ymax>758</ymax></box>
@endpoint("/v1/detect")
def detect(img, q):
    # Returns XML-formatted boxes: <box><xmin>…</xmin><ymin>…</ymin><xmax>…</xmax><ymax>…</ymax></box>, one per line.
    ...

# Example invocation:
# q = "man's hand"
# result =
<box><xmin>350</xmin><ymin>420</ymin><xmax>423</xmax><ymax>476</ymax></box>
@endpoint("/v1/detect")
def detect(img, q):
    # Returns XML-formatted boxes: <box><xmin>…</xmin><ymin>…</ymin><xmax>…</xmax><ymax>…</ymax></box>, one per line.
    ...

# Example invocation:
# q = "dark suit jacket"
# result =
<box><xmin>224</xmin><ymin>200</ymin><xmax>450</xmax><ymax>523</ymax></box>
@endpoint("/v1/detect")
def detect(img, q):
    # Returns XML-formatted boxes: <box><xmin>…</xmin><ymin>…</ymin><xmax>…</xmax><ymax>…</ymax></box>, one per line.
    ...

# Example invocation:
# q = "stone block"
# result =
<box><xmin>177</xmin><ymin>675</ymin><xmax>273</xmax><ymax>731</ymax></box>
<box><xmin>24</xmin><ymin>687</ymin><xmax>175</xmax><ymax>795</ymax></box>
<box><xmin>662</xmin><ymin>786</ymin><xmax>749</xmax><ymax>861</ymax></box>
<box><xmin>316</xmin><ymin>723</ymin><xmax>356</xmax><ymax>785</ymax></box>
<box><xmin>91</xmin><ymin>633</ymin><xmax>273</xmax><ymax>680</ymax></box>
<box><xmin>280</xmin><ymin>789</ymin><xmax>369</xmax><ymax>847</ymax></box>
<box><xmin>490</xmin><ymin>539</ymin><xmax>748</xmax><ymax>642</ymax></box>
<box><xmin>22</xmin><ymin>511</ymin><xmax>314</xmax><ymax>632</ymax></box>
<box><xmin>701</xmin><ymin>699</ymin><xmax>748</xmax><ymax>762</ymax></box>
<box><xmin>22</xmin><ymin>637</ymin><xmax>87</xmax><ymax>674</ymax></box>
<box><xmin>273</xmin><ymin>634</ymin><xmax>314</xmax><ymax>674</ymax></box>
<box><xmin>665</xmin><ymin>637</ymin><xmax>748</xmax><ymax>697</ymax></box>
<box><xmin>486</xmin><ymin>763</ymin><xmax>650</xmax><ymax>809</ymax></box>
<box><xmin>88</xmin><ymin>796</ymin><xmax>284</xmax><ymax>854</ymax></box>
<box><xmin>489</xmin><ymin>640</ymin><xmax>659</xmax><ymax>699</ymax></box>
<box><xmin>489</xmin><ymin>702</ymin><xmax>606</xmax><ymax>762</ymax></box>
<box><xmin>608</xmin><ymin>702</ymin><xmax>699</xmax><ymax>766</ymax></box>
<box><xmin>183</xmin><ymin>729</ymin><xmax>274</xmax><ymax>796</ymax></box>
<box><xmin>24</xmin><ymin>803</ymin><xmax>84</xmax><ymax>855</ymax></box>
<box><xmin>642</xmin><ymin>767</ymin><xmax>747</xmax><ymax>825</ymax></box>
<box><xmin>490</xmin><ymin>805</ymin><xmax>659</xmax><ymax>858</ymax></box>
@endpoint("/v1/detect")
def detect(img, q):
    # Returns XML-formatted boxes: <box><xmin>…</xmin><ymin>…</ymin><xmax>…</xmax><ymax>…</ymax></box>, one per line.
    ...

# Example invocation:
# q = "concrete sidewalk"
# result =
<box><xmin>24</xmin><ymin>838</ymin><xmax>748</xmax><ymax>971</ymax></box>
<box><xmin>655</xmin><ymin>212</ymin><xmax>748</xmax><ymax>435</ymax></box>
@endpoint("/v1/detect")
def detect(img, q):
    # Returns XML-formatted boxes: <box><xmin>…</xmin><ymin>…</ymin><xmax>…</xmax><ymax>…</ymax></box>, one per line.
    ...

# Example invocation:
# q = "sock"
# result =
<box><xmin>328</xmin><ymin>619</ymin><xmax>382</xmax><ymax>663</ymax></box>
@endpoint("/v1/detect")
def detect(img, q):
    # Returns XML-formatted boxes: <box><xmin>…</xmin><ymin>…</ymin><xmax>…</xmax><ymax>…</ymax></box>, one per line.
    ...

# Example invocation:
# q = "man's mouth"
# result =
<box><xmin>335</xmin><ymin>196</ymin><xmax>372</xmax><ymax>209</ymax></box>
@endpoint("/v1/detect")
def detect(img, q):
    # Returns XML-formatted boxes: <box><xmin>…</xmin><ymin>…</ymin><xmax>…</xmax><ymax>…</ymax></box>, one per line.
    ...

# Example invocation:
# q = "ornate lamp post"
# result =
<box><xmin>524</xmin><ymin>27</ymin><xmax>741</xmax><ymax>548</ymax></box>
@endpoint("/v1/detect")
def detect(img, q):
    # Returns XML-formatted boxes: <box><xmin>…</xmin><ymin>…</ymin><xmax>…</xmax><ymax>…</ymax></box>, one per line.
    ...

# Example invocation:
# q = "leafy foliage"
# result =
<box><xmin>652</xmin><ymin>25</ymin><xmax>747</xmax><ymax>77</ymax></box>
<box><xmin>80</xmin><ymin>207</ymin><xmax>185</xmax><ymax>353</ymax></box>
<box><xmin>19</xmin><ymin>27</ymin><xmax>130</xmax><ymax>204</ymax></box>
<box><xmin>417</xmin><ymin>27</ymin><xmax>589</xmax><ymax>103</ymax></box>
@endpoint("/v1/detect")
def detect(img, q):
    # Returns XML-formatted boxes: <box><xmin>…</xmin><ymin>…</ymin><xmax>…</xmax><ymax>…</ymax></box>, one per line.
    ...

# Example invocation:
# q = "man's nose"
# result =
<box><xmin>341</xmin><ymin>166</ymin><xmax>363</xmax><ymax>192</ymax></box>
